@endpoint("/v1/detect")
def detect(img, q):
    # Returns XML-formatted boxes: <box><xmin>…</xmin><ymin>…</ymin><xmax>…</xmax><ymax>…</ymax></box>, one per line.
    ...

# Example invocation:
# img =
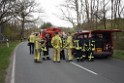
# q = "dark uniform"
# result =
<box><xmin>41</xmin><ymin>36</ymin><xmax>50</xmax><ymax>61</ymax></box>
<box><xmin>60</xmin><ymin>36</ymin><xmax>66</xmax><ymax>60</ymax></box>
<box><xmin>73</xmin><ymin>38</ymin><xmax>83</xmax><ymax>62</ymax></box>
<box><xmin>74</xmin><ymin>35</ymin><xmax>83</xmax><ymax>62</ymax></box>
<box><xmin>84</xmin><ymin>38</ymin><xmax>95</xmax><ymax>61</ymax></box>
<box><xmin>28</xmin><ymin>33</ymin><xmax>35</xmax><ymax>54</ymax></box>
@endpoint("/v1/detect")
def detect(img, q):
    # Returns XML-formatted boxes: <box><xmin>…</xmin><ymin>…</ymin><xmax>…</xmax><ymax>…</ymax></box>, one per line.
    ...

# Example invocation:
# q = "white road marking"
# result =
<box><xmin>10</xmin><ymin>42</ymin><xmax>24</xmax><ymax>83</ymax></box>
<box><xmin>71</xmin><ymin>62</ymin><xmax>98</xmax><ymax>75</ymax></box>
<box><xmin>10</xmin><ymin>53</ymin><xmax>16</xmax><ymax>83</ymax></box>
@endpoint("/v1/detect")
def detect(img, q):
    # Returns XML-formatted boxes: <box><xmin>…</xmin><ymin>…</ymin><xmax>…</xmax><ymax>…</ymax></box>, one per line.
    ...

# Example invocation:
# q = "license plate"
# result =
<box><xmin>96</xmin><ymin>48</ymin><xmax>102</xmax><ymax>52</ymax></box>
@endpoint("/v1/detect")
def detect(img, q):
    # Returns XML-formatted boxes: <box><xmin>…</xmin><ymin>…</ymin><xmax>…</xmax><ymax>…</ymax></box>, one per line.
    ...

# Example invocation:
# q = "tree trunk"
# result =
<box><xmin>111</xmin><ymin>0</ymin><xmax>114</xmax><ymax>29</ymax></box>
<box><xmin>21</xmin><ymin>16</ymin><xmax>25</xmax><ymax>40</ymax></box>
<box><xmin>103</xmin><ymin>0</ymin><xmax>106</xmax><ymax>29</ymax></box>
<box><xmin>95</xmin><ymin>0</ymin><xmax>99</xmax><ymax>29</ymax></box>
<box><xmin>85</xmin><ymin>0</ymin><xmax>90</xmax><ymax>29</ymax></box>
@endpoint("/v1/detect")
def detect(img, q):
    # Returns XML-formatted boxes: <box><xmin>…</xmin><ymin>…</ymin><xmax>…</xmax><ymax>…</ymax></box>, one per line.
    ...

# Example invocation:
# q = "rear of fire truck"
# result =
<box><xmin>92</xmin><ymin>30</ymin><xmax>121</xmax><ymax>57</ymax></box>
<box><xmin>72</xmin><ymin>30</ymin><xmax>121</xmax><ymax>58</ymax></box>
<box><xmin>92</xmin><ymin>30</ymin><xmax>113</xmax><ymax>57</ymax></box>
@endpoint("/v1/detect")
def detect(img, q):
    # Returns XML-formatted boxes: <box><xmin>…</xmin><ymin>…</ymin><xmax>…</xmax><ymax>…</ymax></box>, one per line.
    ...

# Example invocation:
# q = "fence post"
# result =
<box><xmin>6</xmin><ymin>39</ymin><xmax>9</xmax><ymax>48</ymax></box>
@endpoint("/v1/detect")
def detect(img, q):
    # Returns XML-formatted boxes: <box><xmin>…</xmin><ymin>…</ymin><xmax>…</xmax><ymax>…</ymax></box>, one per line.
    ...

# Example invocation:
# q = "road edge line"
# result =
<box><xmin>10</xmin><ymin>42</ymin><xmax>24</xmax><ymax>83</ymax></box>
<box><xmin>70</xmin><ymin>62</ymin><xmax>98</xmax><ymax>75</ymax></box>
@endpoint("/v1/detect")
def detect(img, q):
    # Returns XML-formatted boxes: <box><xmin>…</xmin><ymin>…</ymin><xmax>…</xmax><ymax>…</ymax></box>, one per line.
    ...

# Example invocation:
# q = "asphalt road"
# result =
<box><xmin>8</xmin><ymin>42</ymin><xmax>124</xmax><ymax>83</ymax></box>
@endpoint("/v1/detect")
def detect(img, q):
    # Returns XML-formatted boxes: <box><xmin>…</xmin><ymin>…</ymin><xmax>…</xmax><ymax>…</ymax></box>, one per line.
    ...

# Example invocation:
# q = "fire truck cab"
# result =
<box><xmin>72</xmin><ymin>29</ymin><xmax>121</xmax><ymax>58</ymax></box>
<box><xmin>39</xmin><ymin>27</ymin><xmax>62</xmax><ymax>47</ymax></box>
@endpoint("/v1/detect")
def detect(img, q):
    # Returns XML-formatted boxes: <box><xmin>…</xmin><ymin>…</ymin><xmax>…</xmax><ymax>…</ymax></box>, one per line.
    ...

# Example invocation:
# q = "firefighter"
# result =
<box><xmin>41</xmin><ymin>34</ymin><xmax>51</xmax><ymax>61</ymax></box>
<box><xmin>28</xmin><ymin>33</ymin><xmax>35</xmax><ymax>55</ymax></box>
<box><xmin>34</xmin><ymin>33</ymin><xmax>41</xmax><ymax>63</ymax></box>
<box><xmin>82</xmin><ymin>35</ymin><xmax>88</xmax><ymax>59</ymax></box>
<box><xmin>88</xmin><ymin>33</ymin><xmax>95</xmax><ymax>61</ymax></box>
<box><xmin>84</xmin><ymin>33</ymin><xmax>95</xmax><ymax>61</ymax></box>
<box><xmin>73</xmin><ymin>35</ymin><xmax>84</xmax><ymax>62</ymax></box>
<box><xmin>51</xmin><ymin>32</ymin><xmax>62</xmax><ymax>63</ymax></box>
<box><xmin>60</xmin><ymin>34</ymin><xmax>66</xmax><ymax>60</ymax></box>
<box><xmin>65</xmin><ymin>32</ymin><xmax>73</xmax><ymax>62</ymax></box>
<box><xmin>81</xmin><ymin>38</ymin><xmax>86</xmax><ymax>60</ymax></box>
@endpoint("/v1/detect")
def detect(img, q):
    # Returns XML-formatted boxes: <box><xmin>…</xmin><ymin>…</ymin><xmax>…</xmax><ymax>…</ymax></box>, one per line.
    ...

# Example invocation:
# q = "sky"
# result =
<box><xmin>35</xmin><ymin>0</ymin><xmax>73</xmax><ymax>28</ymax></box>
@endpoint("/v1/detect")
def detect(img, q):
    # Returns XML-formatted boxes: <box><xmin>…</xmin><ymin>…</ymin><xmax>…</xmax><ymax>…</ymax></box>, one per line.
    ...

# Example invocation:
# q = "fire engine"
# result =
<box><xmin>72</xmin><ymin>29</ymin><xmax>121</xmax><ymax>57</ymax></box>
<box><xmin>39</xmin><ymin>27</ymin><xmax>62</xmax><ymax>47</ymax></box>
<box><xmin>40</xmin><ymin>27</ymin><xmax>62</xmax><ymax>37</ymax></box>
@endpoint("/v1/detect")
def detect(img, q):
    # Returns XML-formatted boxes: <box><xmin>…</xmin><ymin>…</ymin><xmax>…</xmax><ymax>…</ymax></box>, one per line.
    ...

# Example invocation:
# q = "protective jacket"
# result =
<box><xmin>34</xmin><ymin>36</ymin><xmax>41</xmax><ymax>49</ymax></box>
<box><xmin>51</xmin><ymin>34</ymin><xmax>62</xmax><ymax>49</ymax></box>
<box><xmin>66</xmin><ymin>35</ymin><xmax>73</xmax><ymax>49</ymax></box>
<box><xmin>40</xmin><ymin>39</ymin><xmax>47</xmax><ymax>51</ymax></box>
<box><xmin>29</xmin><ymin>34</ymin><xmax>35</xmax><ymax>43</ymax></box>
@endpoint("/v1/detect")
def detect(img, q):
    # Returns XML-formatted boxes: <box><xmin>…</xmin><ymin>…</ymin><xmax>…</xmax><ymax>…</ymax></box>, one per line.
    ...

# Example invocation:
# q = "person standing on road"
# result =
<box><xmin>51</xmin><ymin>32</ymin><xmax>62</xmax><ymax>63</ymax></box>
<box><xmin>84</xmin><ymin>34</ymin><xmax>95</xmax><ymax>61</ymax></box>
<box><xmin>73</xmin><ymin>35</ymin><xmax>83</xmax><ymax>62</ymax></box>
<box><xmin>65</xmin><ymin>32</ymin><xmax>73</xmax><ymax>62</ymax></box>
<box><xmin>83</xmin><ymin>35</ymin><xmax>90</xmax><ymax>59</ymax></box>
<box><xmin>60</xmin><ymin>33</ymin><xmax>66</xmax><ymax>60</ymax></box>
<box><xmin>34</xmin><ymin>33</ymin><xmax>41</xmax><ymax>63</ymax></box>
<box><xmin>87</xmin><ymin>33</ymin><xmax>95</xmax><ymax>61</ymax></box>
<box><xmin>41</xmin><ymin>33</ymin><xmax>51</xmax><ymax>61</ymax></box>
<box><xmin>28</xmin><ymin>33</ymin><xmax>35</xmax><ymax>55</ymax></box>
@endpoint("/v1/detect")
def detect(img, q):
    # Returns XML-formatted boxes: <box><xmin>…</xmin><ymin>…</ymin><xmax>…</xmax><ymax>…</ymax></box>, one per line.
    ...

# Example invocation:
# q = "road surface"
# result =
<box><xmin>7</xmin><ymin>42</ymin><xmax>124</xmax><ymax>83</ymax></box>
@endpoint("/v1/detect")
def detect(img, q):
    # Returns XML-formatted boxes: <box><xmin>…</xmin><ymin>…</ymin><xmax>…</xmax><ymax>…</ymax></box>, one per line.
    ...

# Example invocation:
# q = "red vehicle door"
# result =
<box><xmin>91</xmin><ymin>29</ymin><xmax>121</xmax><ymax>57</ymax></box>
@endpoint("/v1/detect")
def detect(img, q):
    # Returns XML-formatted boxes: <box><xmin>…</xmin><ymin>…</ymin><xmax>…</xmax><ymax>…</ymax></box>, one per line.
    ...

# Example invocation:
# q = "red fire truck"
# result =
<box><xmin>73</xmin><ymin>29</ymin><xmax>121</xmax><ymax>57</ymax></box>
<box><xmin>39</xmin><ymin>27</ymin><xmax>62</xmax><ymax>47</ymax></box>
<box><xmin>40</xmin><ymin>27</ymin><xmax>62</xmax><ymax>37</ymax></box>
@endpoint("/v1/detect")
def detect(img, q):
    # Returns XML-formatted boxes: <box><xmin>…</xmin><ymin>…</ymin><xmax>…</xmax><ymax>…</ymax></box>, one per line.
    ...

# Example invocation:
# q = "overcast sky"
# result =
<box><xmin>35</xmin><ymin>0</ymin><xmax>72</xmax><ymax>27</ymax></box>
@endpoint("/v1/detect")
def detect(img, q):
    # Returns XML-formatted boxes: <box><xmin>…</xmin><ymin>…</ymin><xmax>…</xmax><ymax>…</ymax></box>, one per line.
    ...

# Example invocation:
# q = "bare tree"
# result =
<box><xmin>59</xmin><ymin>0</ymin><xmax>83</xmax><ymax>28</ymax></box>
<box><xmin>113</xmin><ymin>0</ymin><xmax>118</xmax><ymax>28</ymax></box>
<box><xmin>84</xmin><ymin>0</ymin><xmax>97</xmax><ymax>29</ymax></box>
<box><xmin>0</xmin><ymin>0</ymin><xmax>16</xmax><ymax>33</ymax></box>
<box><xmin>97</xmin><ymin>0</ymin><xmax>109</xmax><ymax>29</ymax></box>
<box><xmin>58</xmin><ymin>5</ymin><xmax>76</xmax><ymax>27</ymax></box>
<box><xmin>84</xmin><ymin>0</ymin><xmax>90</xmax><ymax>29</ymax></box>
<box><xmin>103</xmin><ymin>0</ymin><xmax>107</xmax><ymax>29</ymax></box>
<box><xmin>89</xmin><ymin>0</ymin><xmax>97</xmax><ymax>29</ymax></box>
<box><xmin>116</xmin><ymin>0</ymin><xmax>124</xmax><ymax>29</ymax></box>
<box><xmin>75</xmin><ymin>0</ymin><xmax>81</xmax><ymax>28</ymax></box>
<box><xmin>94</xmin><ymin>0</ymin><xmax>100</xmax><ymax>29</ymax></box>
<box><xmin>111</xmin><ymin>0</ymin><xmax>114</xmax><ymax>29</ymax></box>
<box><xmin>59</xmin><ymin>0</ymin><xmax>124</xmax><ymax>30</ymax></box>
<box><xmin>111</xmin><ymin>0</ymin><xmax>124</xmax><ymax>29</ymax></box>
<box><xmin>14</xmin><ymin>0</ymin><xmax>40</xmax><ymax>39</ymax></box>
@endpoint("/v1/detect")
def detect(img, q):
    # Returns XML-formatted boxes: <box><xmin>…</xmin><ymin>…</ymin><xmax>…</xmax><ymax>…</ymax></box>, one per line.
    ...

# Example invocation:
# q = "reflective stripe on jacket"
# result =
<box><xmin>51</xmin><ymin>35</ymin><xmax>62</xmax><ymax>49</ymax></box>
<box><xmin>29</xmin><ymin>34</ymin><xmax>35</xmax><ymax>43</ymax></box>
<box><xmin>66</xmin><ymin>35</ymin><xmax>73</xmax><ymax>48</ymax></box>
<box><xmin>74</xmin><ymin>40</ymin><xmax>81</xmax><ymax>50</ymax></box>
<box><xmin>34</xmin><ymin>37</ymin><xmax>40</xmax><ymax>49</ymax></box>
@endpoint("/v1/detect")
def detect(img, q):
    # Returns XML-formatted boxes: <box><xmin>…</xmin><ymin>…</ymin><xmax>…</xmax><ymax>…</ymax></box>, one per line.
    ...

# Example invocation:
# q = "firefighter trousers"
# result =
<box><xmin>34</xmin><ymin>49</ymin><xmax>41</xmax><ymax>61</ymax></box>
<box><xmin>60</xmin><ymin>49</ymin><xmax>65</xmax><ymax>60</ymax></box>
<box><xmin>75</xmin><ymin>50</ymin><xmax>83</xmax><ymax>61</ymax></box>
<box><xmin>29</xmin><ymin>43</ymin><xmax>34</xmax><ymax>54</ymax></box>
<box><xmin>53</xmin><ymin>48</ymin><xmax>60</xmax><ymax>62</ymax></box>
<box><xmin>42</xmin><ymin>50</ymin><xmax>50</xmax><ymax>60</ymax></box>
<box><xmin>87</xmin><ymin>50</ymin><xmax>94</xmax><ymax>61</ymax></box>
<box><xmin>67</xmin><ymin>48</ymin><xmax>73</xmax><ymax>61</ymax></box>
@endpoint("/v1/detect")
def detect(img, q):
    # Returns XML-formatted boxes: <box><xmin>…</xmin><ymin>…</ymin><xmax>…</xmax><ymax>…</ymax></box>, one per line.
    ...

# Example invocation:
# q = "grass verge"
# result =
<box><xmin>0</xmin><ymin>41</ymin><xmax>19</xmax><ymax>83</ymax></box>
<box><xmin>113</xmin><ymin>50</ymin><xmax>124</xmax><ymax>60</ymax></box>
